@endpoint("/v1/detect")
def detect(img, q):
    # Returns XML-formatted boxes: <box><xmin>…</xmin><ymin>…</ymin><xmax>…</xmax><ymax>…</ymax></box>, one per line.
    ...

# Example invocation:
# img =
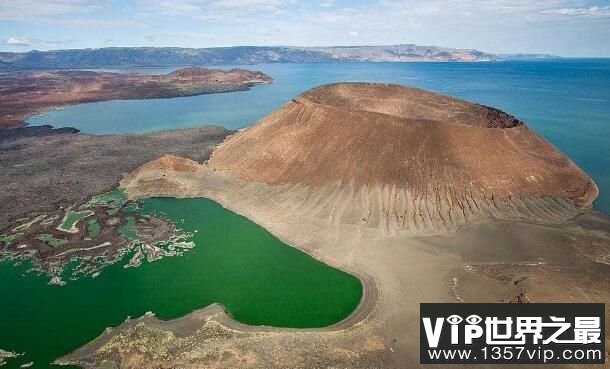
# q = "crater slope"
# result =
<box><xmin>204</xmin><ymin>83</ymin><xmax>597</xmax><ymax>234</ymax></box>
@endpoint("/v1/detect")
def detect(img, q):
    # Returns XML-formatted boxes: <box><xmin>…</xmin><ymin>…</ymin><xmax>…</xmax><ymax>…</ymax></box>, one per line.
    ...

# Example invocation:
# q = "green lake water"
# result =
<box><xmin>0</xmin><ymin>198</ymin><xmax>362</xmax><ymax>368</ymax></box>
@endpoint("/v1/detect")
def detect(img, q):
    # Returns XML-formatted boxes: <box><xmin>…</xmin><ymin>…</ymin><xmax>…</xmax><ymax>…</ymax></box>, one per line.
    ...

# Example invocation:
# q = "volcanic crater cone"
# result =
<box><xmin>127</xmin><ymin>83</ymin><xmax>598</xmax><ymax>235</ymax></box>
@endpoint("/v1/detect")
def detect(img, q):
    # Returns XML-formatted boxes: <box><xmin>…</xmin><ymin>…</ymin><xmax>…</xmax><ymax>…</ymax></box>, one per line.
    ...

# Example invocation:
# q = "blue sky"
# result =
<box><xmin>1</xmin><ymin>0</ymin><xmax>609</xmax><ymax>56</ymax></box>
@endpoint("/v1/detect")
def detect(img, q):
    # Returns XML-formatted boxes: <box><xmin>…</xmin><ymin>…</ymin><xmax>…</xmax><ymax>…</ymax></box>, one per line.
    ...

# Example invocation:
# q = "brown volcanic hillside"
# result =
<box><xmin>206</xmin><ymin>83</ymin><xmax>597</xmax><ymax>232</ymax></box>
<box><xmin>299</xmin><ymin>83</ymin><xmax>522</xmax><ymax>128</ymax></box>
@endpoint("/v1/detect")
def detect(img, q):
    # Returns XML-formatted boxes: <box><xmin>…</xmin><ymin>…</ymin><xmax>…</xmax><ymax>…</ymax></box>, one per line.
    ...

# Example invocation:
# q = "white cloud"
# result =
<box><xmin>151</xmin><ymin>0</ymin><xmax>201</xmax><ymax>15</ymax></box>
<box><xmin>140</xmin><ymin>0</ymin><xmax>287</xmax><ymax>14</ymax></box>
<box><xmin>542</xmin><ymin>6</ymin><xmax>610</xmax><ymax>16</ymax></box>
<box><xmin>210</xmin><ymin>0</ymin><xmax>284</xmax><ymax>10</ymax></box>
<box><xmin>6</xmin><ymin>37</ymin><xmax>32</xmax><ymax>46</ymax></box>
<box><xmin>3</xmin><ymin>36</ymin><xmax>75</xmax><ymax>47</ymax></box>
<box><xmin>0</xmin><ymin>0</ymin><xmax>110</xmax><ymax>20</ymax></box>
<box><xmin>316</xmin><ymin>11</ymin><xmax>352</xmax><ymax>24</ymax></box>
<box><xmin>139</xmin><ymin>0</ymin><xmax>291</xmax><ymax>21</ymax></box>
<box><xmin>45</xmin><ymin>18</ymin><xmax>145</xmax><ymax>27</ymax></box>
<box><xmin>132</xmin><ymin>0</ymin><xmax>610</xmax><ymax>55</ymax></box>
<box><xmin>0</xmin><ymin>0</ymin><xmax>142</xmax><ymax>29</ymax></box>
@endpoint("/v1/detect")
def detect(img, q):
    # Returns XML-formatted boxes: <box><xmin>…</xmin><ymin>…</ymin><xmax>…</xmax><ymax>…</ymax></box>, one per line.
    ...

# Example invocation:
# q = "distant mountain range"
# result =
<box><xmin>0</xmin><ymin>45</ymin><xmax>559</xmax><ymax>70</ymax></box>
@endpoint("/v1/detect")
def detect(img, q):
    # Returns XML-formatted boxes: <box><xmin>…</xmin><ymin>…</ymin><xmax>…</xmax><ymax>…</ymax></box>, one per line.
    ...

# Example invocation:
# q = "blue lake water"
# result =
<box><xmin>27</xmin><ymin>60</ymin><xmax>610</xmax><ymax>214</ymax></box>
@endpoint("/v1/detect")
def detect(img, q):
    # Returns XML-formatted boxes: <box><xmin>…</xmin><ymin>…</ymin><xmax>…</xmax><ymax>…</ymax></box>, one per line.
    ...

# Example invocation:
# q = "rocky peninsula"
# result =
<box><xmin>0</xmin><ymin>67</ymin><xmax>272</xmax><ymax>128</ymax></box>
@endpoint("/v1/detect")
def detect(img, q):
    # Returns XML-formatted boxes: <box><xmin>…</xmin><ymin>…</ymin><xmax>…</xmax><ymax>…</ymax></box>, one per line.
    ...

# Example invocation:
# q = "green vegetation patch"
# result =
<box><xmin>118</xmin><ymin>216</ymin><xmax>137</xmax><ymax>240</ymax></box>
<box><xmin>123</xmin><ymin>202</ymin><xmax>139</xmax><ymax>212</ymax></box>
<box><xmin>0</xmin><ymin>233</ymin><xmax>23</xmax><ymax>246</ymax></box>
<box><xmin>87</xmin><ymin>220</ymin><xmax>101</xmax><ymax>238</ymax></box>
<box><xmin>107</xmin><ymin>208</ymin><xmax>119</xmax><ymax>216</ymax></box>
<box><xmin>37</xmin><ymin>234</ymin><xmax>68</xmax><ymax>248</ymax></box>
<box><xmin>12</xmin><ymin>215</ymin><xmax>46</xmax><ymax>233</ymax></box>
<box><xmin>88</xmin><ymin>189</ymin><xmax>126</xmax><ymax>208</ymax></box>
<box><xmin>40</xmin><ymin>215</ymin><xmax>59</xmax><ymax>226</ymax></box>
<box><xmin>87</xmin><ymin>189</ymin><xmax>139</xmax><ymax>216</ymax></box>
<box><xmin>58</xmin><ymin>210</ymin><xmax>94</xmax><ymax>233</ymax></box>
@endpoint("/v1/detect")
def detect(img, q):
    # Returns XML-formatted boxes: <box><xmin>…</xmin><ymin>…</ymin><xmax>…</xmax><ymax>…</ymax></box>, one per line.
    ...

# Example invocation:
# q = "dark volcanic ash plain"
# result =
<box><xmin>0</xmin><ymin>125</ymin><xmax>231</xmax><ymax>230</ymax></box>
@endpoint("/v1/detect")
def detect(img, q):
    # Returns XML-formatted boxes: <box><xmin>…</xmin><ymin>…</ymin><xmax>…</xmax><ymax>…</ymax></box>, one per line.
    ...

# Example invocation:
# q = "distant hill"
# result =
<box><xmin>0</xmin><ymin>45</ymin><xmax>506</xmax><ymax>70</ymax></box>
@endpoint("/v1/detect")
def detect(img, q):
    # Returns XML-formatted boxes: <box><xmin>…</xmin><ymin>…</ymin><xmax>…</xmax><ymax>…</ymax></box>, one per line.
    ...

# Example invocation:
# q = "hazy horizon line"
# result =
<box><xmin>4</xmin><ymin>44</ymin><xmax>610</xmax><ymax>59</ymax></box>
<box><xmin>0</xmin><ymin>44</ymin><xmax>552</xmax><ymax>57</ymax></box>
